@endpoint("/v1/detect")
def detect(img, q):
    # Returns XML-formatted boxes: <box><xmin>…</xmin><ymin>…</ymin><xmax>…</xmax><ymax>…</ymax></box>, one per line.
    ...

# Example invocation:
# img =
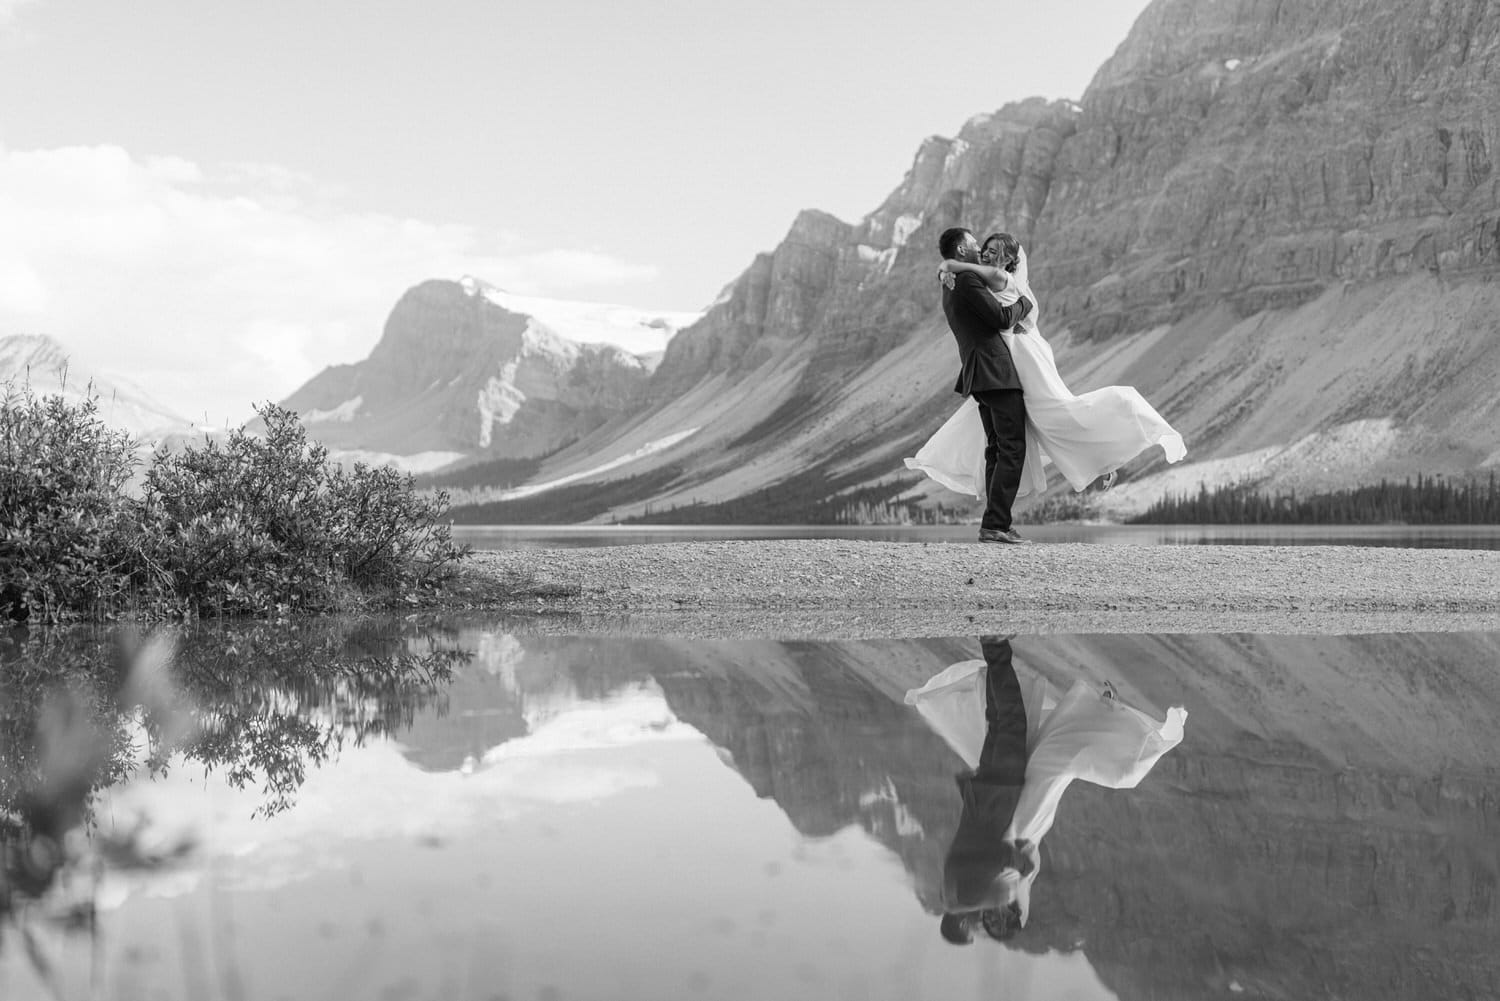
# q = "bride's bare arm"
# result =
<box><xmin>938</xmin><ymin>259</ymin><xmax>1012</xmax><ymax>292</ymax></box>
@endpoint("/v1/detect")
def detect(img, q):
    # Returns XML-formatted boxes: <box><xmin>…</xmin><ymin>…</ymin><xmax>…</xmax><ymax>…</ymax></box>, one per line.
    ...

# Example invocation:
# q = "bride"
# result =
<box><xmin>905</xmin><ymin>233</ymin><xmax>1186</xmax><ymax>502</ymax></box>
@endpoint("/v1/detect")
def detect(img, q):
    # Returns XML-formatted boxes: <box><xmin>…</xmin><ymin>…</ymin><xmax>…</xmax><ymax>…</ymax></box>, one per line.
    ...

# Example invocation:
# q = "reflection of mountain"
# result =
<box><xmin>405</xmin><ymin>630</ymin><xmax>1500</xmax><ymax>1001</ymax></box>
<box><xmin>650</xmin><ymin>639</ymin><xmax>970</xmax><ymax>891</ymax></box>
<box><xmin>392</xmin><ymin>634</ymin><xmax>697</xmax><ymax>771</ymax></box>
<box><xmin>995</xmin><ymin>633</ymin><xmax>1500</xmax><ymax>1000</ymax></box>
<box><xmin>394</xmin><ymin>671</ymin><xmax>528</xmax><ymax>773</ymax></box>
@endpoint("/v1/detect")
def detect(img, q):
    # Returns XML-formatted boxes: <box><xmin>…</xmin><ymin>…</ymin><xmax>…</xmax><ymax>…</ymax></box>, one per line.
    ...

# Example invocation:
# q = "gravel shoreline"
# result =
<box><xmin>465</xmin><ymin>540</ymin><xmax>1500</xmax><ymax>637</ymax></box>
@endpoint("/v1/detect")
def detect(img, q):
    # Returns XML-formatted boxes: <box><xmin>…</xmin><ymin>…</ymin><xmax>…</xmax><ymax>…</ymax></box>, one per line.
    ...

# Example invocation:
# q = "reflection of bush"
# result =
<box><xmin>1</xmin><ymin>385</ymin><xmax>469</xmax><ymax>623</ymax></box>
<box><xmin>166</xmin><ymin>619</ymin><xmax>468</xmax><ymax>816</ymax></box>
<box><xmin>0</xmin><ymin>616</ymin><xmax>468</xmax><ymax>943</ymax></box>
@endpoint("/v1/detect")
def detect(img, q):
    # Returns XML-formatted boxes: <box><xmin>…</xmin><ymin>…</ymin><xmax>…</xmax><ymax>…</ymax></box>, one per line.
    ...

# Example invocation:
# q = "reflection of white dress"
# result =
<box><xmin>904</xmin><ymin>657</ymin><xmax>1186</xmax><ymax>925</ymax></box>
<box><xmin>905</xmin><ymin>246</ymin><xmax>1187</xmax><ymax>499</ymax></box>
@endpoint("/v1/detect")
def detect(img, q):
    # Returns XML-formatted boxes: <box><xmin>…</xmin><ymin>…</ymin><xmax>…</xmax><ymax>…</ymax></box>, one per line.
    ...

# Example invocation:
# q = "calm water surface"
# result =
<box><xmin>2</xmin><ymin>620</ymin><xmax>1498</xmax><ymax>999</ymax></box>
<box><xmin>456</xmin><ymin>523</ymin><xmax>1500</xmax><ymax>550</ymax></box>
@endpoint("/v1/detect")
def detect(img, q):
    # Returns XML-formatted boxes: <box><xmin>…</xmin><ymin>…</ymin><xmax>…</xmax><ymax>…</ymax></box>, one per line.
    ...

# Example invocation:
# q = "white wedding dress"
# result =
<box><xmin>905</xmin><ymin>246</ymin><xmax>1187</xmax><ymax>500</ymax></box>
<box><xmin>904</xmin><ymin>656</ymin><xmax>1186</xmax><ymax>926</ymax></box>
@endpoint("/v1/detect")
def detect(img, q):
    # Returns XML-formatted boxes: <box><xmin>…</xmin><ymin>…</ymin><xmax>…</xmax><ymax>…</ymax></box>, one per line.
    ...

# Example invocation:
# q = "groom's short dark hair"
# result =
<box><xmin>938</xmin><ymin>227</ymin><xmax>971</xmax><ymax>260</ymax></box>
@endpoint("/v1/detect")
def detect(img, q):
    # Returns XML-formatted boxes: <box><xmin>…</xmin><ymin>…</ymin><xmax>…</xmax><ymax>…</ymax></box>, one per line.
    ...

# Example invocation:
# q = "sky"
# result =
<box><xmin>0</xmin><ymin>0</ymin><xmax>1154</xmax><ymax>424</ymax></box>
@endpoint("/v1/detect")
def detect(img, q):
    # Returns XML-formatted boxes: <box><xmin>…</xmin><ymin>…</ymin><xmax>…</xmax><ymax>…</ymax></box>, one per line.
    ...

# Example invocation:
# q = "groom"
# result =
<box><xmin>937</xmin><ymin>228</ymin><xmax>1032</xmax><ymax>544</ymax></box>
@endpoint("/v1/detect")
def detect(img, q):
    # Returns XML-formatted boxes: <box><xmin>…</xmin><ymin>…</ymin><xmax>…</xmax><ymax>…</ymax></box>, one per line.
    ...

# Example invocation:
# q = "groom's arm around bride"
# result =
<box><xmin>947</xmin><ymin>269</ymin><xmax>1031</xmax><ymax>339</ymax></box>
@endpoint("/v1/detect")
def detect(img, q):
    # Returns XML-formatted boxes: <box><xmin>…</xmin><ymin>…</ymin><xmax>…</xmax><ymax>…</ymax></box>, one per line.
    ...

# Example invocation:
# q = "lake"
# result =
<box><xmin>3</xmin><ymin>619</ymin><xmax>1497</xmax><ymax>1000</ymax></box>
<box><xmin>456</xmin><ymin>523</ymin><xmax>1500</xmax><ymax>550</ymax></box>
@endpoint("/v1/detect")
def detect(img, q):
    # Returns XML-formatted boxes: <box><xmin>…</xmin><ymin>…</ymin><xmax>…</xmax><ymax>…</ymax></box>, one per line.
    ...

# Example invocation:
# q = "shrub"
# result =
<box><xmin>1</xmin><ymin>385</ymin><xmax>469</xmax><ymax>622</ymax></box>
<box><xmin>0</xmin><ymin>384</ymin><xmax>139</xmax><ymax>621</ymax></box>
<box><xmin>138</xmin><ymin>404</ymin><xmax>468</xmax><ymax>615</ymax></box>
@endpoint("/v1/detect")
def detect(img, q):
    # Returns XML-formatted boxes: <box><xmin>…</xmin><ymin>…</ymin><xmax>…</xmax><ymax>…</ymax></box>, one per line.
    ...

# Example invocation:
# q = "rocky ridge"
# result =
<box><xmin>460</xmin><ymin>0</ymin><xmax>1500</xmax><ymax>520</ymax></box>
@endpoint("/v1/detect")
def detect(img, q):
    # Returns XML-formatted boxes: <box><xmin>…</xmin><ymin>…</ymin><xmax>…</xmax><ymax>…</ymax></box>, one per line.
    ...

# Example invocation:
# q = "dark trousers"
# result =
<box><xmin>971</xmin><ymin>389</ymin><xmax>1027</xmax><ymax>532</ymax></box>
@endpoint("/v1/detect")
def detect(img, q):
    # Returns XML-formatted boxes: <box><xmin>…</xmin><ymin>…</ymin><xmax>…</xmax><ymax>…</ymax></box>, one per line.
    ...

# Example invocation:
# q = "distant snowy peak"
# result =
<box><xmin>0</xmin><ymin>333</ymin><xmax>189</xmax><ymax>437</ymax></box>
<box><xmin>0</xmin><ymin>333</ymin><xmax>71</xmax><ymax>375</ymax></box>
<box><xmin>459</xmin><ymin>276</ymin><xmax>703</xmax><ymax>357</ymax></box>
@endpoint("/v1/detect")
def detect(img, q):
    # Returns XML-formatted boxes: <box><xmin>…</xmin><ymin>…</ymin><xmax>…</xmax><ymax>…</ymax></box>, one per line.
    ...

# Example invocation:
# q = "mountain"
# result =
<box><xmin>278</xmin><ymin>279</ymin><xmax>700</xmax><ymax>470</ymax></box>
<box><xmin>445</xmin><ymin>0</ymin><xmax>1500</xmax><ymax>522</ymax></box>
<box><xmin>0</xmin><ymin>333</ymin><xmax>190</xmax><ymax>438</ymax></box>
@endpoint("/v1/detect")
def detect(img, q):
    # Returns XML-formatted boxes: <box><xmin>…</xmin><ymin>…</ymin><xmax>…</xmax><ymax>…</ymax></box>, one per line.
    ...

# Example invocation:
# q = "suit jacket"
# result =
<box><xmin>941</xmin><ymin>271</ymin><xmax>1032</xmax><ymax>396</ymax></box>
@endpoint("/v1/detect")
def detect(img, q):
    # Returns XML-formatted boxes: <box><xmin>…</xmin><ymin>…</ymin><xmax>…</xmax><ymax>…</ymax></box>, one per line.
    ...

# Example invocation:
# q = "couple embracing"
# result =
<box><xmin>905</xmin><ymin>228</ymin><xmax>1188</xmax><ymax>542</ymax></box>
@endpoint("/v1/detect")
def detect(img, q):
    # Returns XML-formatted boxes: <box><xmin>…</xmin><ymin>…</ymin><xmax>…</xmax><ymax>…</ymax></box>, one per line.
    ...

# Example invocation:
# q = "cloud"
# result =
<box><xmin>0</xmin><ymin>143</ymin><xmax>662</xmax><ymax>424</ymax></box>
<box><xmin>0</xmin><ymin>0</ymin><xmax>39</xmax><ymax>41</ymax></box>
<box><xmin>0</xmin><ymin>0</ymin><xmax>37</xmax><ymax>24</ymax></box>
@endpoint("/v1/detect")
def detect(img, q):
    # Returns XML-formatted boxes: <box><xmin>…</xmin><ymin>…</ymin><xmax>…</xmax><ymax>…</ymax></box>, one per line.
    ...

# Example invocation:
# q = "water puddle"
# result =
<box><xmin>2</xmin><ymin>622</ymin><xmax>1497</xmax><ymax>999</ymax></box>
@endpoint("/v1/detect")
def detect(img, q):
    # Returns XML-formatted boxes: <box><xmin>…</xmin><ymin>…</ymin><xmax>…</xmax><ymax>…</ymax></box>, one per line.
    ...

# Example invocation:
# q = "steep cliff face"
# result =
<box><xmin>1040</xmin><ymin>0</ymin><xmax>1500</xmax><ymax>337</ymax></box>
<box><xmin>279</xmin><ymin>279</ymin><xmax>653</xmax><ymax>462</ymax></box>
<box><xmin>648</xmin><ymin>100</ymin><xmax>1079</xmax><ymax>404</ymax></box>
<box><xmin>463</xmin><ymin>0</ymin><xmax>1500</xmax><ymax>521</ymax></box>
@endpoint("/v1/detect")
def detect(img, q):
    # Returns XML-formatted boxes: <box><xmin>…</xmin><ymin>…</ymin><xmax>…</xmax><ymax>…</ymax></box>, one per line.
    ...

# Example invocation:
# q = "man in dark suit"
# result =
<box><xmin>939</xmin><ymin>635</ymin><xmax>1033</xmax><ymax>944</ymax></box>
<box><xmin>937</xmin><ymin>227</ymin><xmax>1033</xmax><ymax>544</ymax></box>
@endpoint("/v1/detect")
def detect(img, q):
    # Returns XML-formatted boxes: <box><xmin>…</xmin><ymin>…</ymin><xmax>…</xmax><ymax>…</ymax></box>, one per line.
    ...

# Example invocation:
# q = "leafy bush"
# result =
<box><xmin>1</xmin><ymin>385</ymin><xmax>469</xmax><ymax>622</ymax></box>
<box><xmin>138</xmin><ymin>404</ymin><xmax>468</xmax><ymax>615</ymax></box>
<box><xmin>0</xmin><ymin>385</ymin><xmax>139</xmax><ymax>621</ymax></box>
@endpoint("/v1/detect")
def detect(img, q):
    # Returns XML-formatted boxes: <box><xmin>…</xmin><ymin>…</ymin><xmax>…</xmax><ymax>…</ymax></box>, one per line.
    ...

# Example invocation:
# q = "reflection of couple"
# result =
<box><xmin>905</xmin><ymin>636</ymin><xmax>1187</xmax><ymax>945</ymax></box>
<box><xmin>906</xmin><ymin>230</ymin><xmax>1188</xmax><ymax>543</ymax></box>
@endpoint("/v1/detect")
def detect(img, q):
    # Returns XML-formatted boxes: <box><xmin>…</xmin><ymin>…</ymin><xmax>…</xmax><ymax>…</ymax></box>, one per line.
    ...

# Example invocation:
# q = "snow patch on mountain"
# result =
<box><xmin>857</xmin><ymin>244</ymin><xmax>899</xmax><ymax>273</ymax></box>
<box><xmin>460</xmin><ymin>277</ymin><xmax>703</xmax><ymax>357</ymax></box>
<box><xmin>303</xmin><ymin>395</ymin><xmax>363</xmax><ymax>423</ymax></box>
<box><xmin>492</xmin><ymin>426</ymin><xmax>701</xmax><ymax>501</ymax></box>
<box><xmin>891</xmin><ymin>214</ymin><xmax>923</xmax><ymax>248</ymax></box>
<box><xmin>943</xmin><ymin>140</ymin><xmax>970</xmax><ymax>172</ymax></box>
<box><xmin>477</xmin><ymin>361</ymin><xmax>526</xmax><ymax>447</ymax></box>
<box><xmin>1098</xmin><ymin>419</ymin><xmax>1402</xmax><ymax>516</ymax></box>
<box><xmin>327</xmin><ymin>448</ymin><xmax>467</xmax><ymax>474</ymax></box>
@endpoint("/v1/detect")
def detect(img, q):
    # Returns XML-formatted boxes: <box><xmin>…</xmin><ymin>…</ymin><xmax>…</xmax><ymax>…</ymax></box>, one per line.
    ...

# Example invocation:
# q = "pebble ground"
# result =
<box><xmin>463</xmin><ymin>540</ymin><xmax>1500</xmax><ymax>637</ymax></box>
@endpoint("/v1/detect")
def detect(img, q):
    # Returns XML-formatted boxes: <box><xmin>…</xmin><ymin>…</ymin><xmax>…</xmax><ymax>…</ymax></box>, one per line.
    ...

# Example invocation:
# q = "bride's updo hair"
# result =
<box><xmin>983</xmin><ymin>232</ymin><xmax>1022</xmax><ymax>273</ymax></box>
